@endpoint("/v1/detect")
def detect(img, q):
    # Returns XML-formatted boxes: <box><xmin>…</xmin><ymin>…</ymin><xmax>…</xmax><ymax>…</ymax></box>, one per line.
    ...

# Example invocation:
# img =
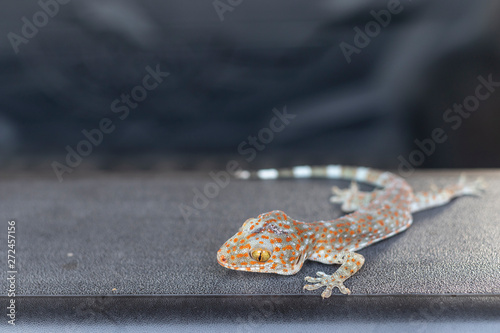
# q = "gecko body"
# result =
<box><xmin>217</xmin><ymin>165</ymin><xmax>485</xmax><ymax>298</ymax></box>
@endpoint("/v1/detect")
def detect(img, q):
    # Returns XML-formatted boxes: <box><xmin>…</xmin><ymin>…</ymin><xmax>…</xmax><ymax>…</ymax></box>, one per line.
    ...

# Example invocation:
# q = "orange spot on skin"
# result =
<box><xmin>378</xmin><ymin>220</ymin><xmax>385</xmax><ymax>226</ymax></box>
<box><xmin>295</xmin><ymin>244</ymin><xmax>300</xmax><ymax>250</ymax></box>
<box><xmin>239</xmin><ymin>244</ymin><xmax>251</xmax><ymax>250</ymax></box>
<box><xmin>237</xmin><ymin>231</ymin><xmax>243</xmax><ymax>236</ymax></box>
<box><xmin>274</xmin><ymin>247</ymin><xmax>281</xmax><ymax>252</ymax></box>
<box><xmin>231</xmin><ymin>256</ymin><xmax>235</xmax><ymax>260</ymax></box>
<box><xmin>261</xmin><ymin>235</ymin><xmax>269</xmax><ymax>239</ymax></box>
<box><xmin>284</xmin><ymin>225</ymin><xmax>290</xmax><ymax>229</ymax></box>
<box><xmin>274</xmin><ymin>238</ymin><xmax>283</xmax><ymax>243</ymax></box>
<box><xmin>283</xmin><ymin>245</ymin><xmax>293</xmax><ymax>250</ymax></box>
<box><xmin>286</xmin><ymin>237</ymin><xmax>292</xmax><ymax>242</ymax></box>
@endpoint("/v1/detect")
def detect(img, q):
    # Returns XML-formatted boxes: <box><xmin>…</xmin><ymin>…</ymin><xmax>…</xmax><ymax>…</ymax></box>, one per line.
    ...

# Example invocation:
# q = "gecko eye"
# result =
<box><xmin>250</xmin><ymin>249</ymin><xmax>271</xmax><ymax>262</ymax></box>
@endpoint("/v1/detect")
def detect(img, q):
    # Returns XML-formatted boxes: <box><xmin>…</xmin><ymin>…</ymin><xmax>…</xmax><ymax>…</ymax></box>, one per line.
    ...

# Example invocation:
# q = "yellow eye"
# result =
<box><xmin>250</xmin><ymin>249</ymin><xmax>271</xmax><ymax>262</ymax></box>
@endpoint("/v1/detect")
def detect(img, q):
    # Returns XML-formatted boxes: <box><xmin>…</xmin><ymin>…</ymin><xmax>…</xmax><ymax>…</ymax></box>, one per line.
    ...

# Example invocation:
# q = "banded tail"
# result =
<box><xmin>235</xmin><ymin>165</ymin><xmax>402</xmax><ymax>188</ymax></box>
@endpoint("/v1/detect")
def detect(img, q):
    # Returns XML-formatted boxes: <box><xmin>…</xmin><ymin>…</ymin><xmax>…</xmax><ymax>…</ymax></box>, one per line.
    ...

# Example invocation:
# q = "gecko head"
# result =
<box><xmin>217</xmin><ymin>210</ymin><xmax>306</xmax><ymax>275</ymax></box>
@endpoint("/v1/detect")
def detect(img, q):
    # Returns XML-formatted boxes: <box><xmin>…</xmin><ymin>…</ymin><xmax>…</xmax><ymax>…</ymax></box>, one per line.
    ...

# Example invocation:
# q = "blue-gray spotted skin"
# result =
<box><xmin>217</xmin><ymin>165</ymin><xmax>486</xmax><ymax>298</ymax></box>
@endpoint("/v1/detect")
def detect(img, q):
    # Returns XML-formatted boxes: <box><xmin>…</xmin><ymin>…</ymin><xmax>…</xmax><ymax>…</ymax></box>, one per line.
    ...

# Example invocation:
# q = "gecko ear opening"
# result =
<box><xmin>295</xmin><ymin>253</ymin><xmax>303</xmax><ymax>265</ymax></box>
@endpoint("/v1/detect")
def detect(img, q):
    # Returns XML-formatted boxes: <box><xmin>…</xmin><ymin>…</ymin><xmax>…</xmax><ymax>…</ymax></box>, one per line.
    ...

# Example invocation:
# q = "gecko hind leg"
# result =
<box><xmin>303</xmin><ymin>250</ymin><xmax>365</xmax><ymax>298</ymax></box>
<box><xmin>330</xmin><ymin>181</ymin><xmax>380</xmax><ymax>212</ymax></box>
<box><xmin>410</xmin><ymin>174</ymin><xmax>486</xmax><ymax>212</ymax></box>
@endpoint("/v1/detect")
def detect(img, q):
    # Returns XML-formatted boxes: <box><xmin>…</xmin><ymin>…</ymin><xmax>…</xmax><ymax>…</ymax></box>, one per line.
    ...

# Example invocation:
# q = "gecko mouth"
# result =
<box><xmin>217</xmin><ymin>253</ymin><xmax>273</xmax><ymax>271</ymax></box>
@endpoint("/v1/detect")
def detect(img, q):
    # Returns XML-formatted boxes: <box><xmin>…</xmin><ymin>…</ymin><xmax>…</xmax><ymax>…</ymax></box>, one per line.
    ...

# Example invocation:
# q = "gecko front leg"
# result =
<box><xmin>303</xmin><ymin>250</ymin><xmax>365</xmax><ymax>298</ymax></box>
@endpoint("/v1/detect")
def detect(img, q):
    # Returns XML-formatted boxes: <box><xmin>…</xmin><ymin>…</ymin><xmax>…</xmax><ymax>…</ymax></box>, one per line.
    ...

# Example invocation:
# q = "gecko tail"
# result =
<box><xmin>235</xmin><ymin>165</ymin><xmax>400</xmax><ymax>188</ymax></box>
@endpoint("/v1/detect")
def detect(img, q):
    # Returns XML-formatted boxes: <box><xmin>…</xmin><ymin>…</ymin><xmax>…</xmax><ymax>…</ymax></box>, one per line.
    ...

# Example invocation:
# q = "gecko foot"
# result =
<box><xmin>303</xmin><ymin>271</ymin><xmax>351</xmax><ymax>298</ymax></box>
<box><xmin>456</xmin><ymin>174</ymin><xmax>487</xmax><ymax>196</ymax></box>
<box><xmin>330</xmin><ymin>181</ymin><xmax>362</xmax><ymax>212</ymax></box>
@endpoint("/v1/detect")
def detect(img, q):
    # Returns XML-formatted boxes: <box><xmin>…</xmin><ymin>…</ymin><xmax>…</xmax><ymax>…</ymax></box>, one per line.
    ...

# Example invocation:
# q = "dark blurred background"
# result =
<box><xmin>1</xmin><ymin>0</ymin><xmax>500</xmax><ymax>176</ymax></box>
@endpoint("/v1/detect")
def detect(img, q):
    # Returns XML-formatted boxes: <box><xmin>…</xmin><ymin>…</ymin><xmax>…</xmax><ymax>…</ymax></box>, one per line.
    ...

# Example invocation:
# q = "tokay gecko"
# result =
<box><xmin>217</xmin><ymin>165</ymin><xmax>485</xmax><ymax>298</ymax></box>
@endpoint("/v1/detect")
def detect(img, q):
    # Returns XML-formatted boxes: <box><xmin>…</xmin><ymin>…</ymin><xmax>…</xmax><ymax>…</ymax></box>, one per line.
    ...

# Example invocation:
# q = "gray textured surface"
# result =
<box><xmin>0</xmin><ymin>170</ymin><xmax>499</xmax><ymax>296</ymax></box>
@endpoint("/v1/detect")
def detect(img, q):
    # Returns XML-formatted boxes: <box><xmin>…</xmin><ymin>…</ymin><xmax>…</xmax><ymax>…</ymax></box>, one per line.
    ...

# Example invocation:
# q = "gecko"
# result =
<box><xmin>216</xmin><ymin>165</ymin><xmax>485</xmax><ymax>298</ymax></box>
